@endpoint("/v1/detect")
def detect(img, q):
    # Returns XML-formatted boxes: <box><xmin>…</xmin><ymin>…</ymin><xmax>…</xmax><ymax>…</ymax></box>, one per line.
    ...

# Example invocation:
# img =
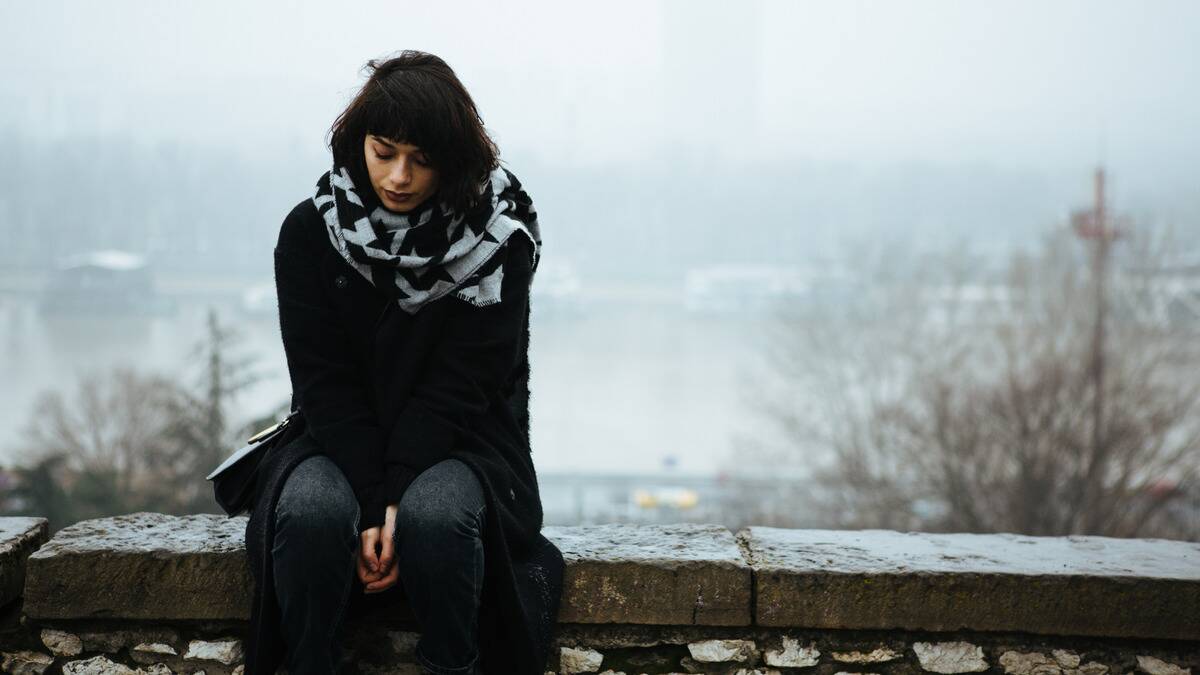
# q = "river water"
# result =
<box><xmin>0</xmin><ymin>286</ymin><xmax>779</xmax><ymax>478</ymax></box>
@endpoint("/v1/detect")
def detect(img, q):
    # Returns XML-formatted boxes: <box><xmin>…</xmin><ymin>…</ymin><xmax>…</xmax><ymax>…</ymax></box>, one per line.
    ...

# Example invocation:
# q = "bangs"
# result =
<box><xmin>359</xmin><ymin>81</ymin><xmax>452</xmax><ymax>160</ymax></box>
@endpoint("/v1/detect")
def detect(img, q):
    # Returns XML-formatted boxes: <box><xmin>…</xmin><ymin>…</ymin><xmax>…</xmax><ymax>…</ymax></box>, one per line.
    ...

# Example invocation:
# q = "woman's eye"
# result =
<box><xmin>374</xmin><ymin>151</ymin><xmax>394</xmax><ymax>161</ymax></box>
<box><xmin>415</xmin><ymin>155</ymin><xmax>430</xmax><ymax>166</ymax></box>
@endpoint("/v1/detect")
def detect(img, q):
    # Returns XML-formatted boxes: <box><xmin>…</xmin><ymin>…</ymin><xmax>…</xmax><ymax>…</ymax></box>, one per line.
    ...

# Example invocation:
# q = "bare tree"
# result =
<box><xmin>11</xmin><ymin>366</ymin><xmax>191</xmax><ymax>522</ymax></box>
<box><xmin>6</xmin><ymin>306</ymin><xmax>278</xmax><ymax>528</ymax></box>
<box><xmin>738</xmin><ymin>223</ymin><xmax>1200</xmax><ymax>540</ymax></box>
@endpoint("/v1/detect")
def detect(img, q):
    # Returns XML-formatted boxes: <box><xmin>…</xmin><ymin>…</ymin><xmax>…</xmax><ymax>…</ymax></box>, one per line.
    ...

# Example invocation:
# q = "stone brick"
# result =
<box><xmin>182</xmin><ymin>638</ymin><xmax>243</xmax><ymax>665</ymax></box>
<box><xmin>765</xmin><ymin>636</ymin><xmax>820</xmax><ymax>667</ymax></box>
<box><xmin>1</xmin><ymin>650</ymin><xmax>55</xmax><ymax>675</ymax></box>
<box><xmin>831</xmin><ymin>647</ymin><xmax>902</xmax><ymax>663</ymax></box>
<box><xmin>742</xmin><ymin>527</ymin><xmax>1200</xmax><ymax>640</ymax></box>
<box><xmin>62</xmin><ymin>655</ymin><xmax>138</xmax><ymax>674</ymax></box>
<box><xmin>0</xmin><ymin>517</ymin><xmax>48</xmax><ymax>608</ymax></box>
<box><xmin>560</xmin><ymin>646</ymin><xmax>604</xmax><ymax>674</ymax></box>
<box><xmin>544</xmin><ymin>524</ymin><xmax>752</xmax><ymax>625</ymax></box>
<box><xmin>23</xmin><ymin>513</ymin><xmax>250</xmax><ymax>620</ymax></box>
<box><xmin>687</xmin><ymin>638</ymin><xmax>756</xmax><ymax>663</ymax></box>
<box><xmin>130</xmin><ymin>643</ymin><xmax>179</xmax><ymax>665</ymax></box>
<box><xmin>1000</xmin><ymin>651</ymin><xmax>1061</xmax><ymax>675</ymax></box>
<box><xmin>40</xmin><ymin>627</ymin><xmax>82</xmax><ymax>656</ymax></box>
<box><xmin>1136</xmin><ymin>656</ymin><xmax>1190</xmax><ymax>675</ymax></box>
<box><xmin>1053</xmin><ymin>651</ymin><xmax>1081</xmax><ymax>669</ymax></box>
<box><xmin>912</xmin><ymin>641</ymin><xmax>988</xmax><ymax>674</ymax></box>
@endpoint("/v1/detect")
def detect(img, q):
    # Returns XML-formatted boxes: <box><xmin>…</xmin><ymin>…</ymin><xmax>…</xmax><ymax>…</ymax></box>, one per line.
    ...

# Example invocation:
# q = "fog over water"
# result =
<box><xmin>1</xmin><ymin>0</ymin><xmax>1198</xmax><ymax>475</ymax></box>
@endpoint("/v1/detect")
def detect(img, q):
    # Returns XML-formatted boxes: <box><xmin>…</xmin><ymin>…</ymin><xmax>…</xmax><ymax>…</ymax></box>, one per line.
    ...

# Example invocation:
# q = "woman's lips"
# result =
<box><xmin>385</xmin><ymin>189</ymin><xmax>413</xmax><ymax>202</ymax></box>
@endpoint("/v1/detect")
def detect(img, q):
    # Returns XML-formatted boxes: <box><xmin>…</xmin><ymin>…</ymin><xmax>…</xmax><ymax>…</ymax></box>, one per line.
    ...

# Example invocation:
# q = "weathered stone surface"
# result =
<box><xmin>831</xmin><ymin>647</ymin><xmax>902</xmax><ymax>663</ymax></box>
<box><xmin>765</xmin><ymin>636</ymin><xmax>820</xmax><ymax>667</ymax></box>
<box><xmin>544</xmin><ymin>524</ymin><xmax>752</xmax><ymax>625</ymax></box>
<box><xmin>688</xmin><ymin>638</ymin><xmax>756</xmax><ymax>663</ymax></box>
<box><xmin>1000</xmin><ymin>651</ymin><xmax>1061</xmax><ymax>675</ymax></box>
<box><xmin>1</xmin><ymin>649</ymin><xmax>54</xmax><ymax>675</ymax></box>
<box><xmin>913</xmin><ymin>641</ymin><xmax>989</xmax><ymax>673</ymax></box>
<box><xmin>130</xmin><ymin>642</ymin><xmax>179</xmax><ymax>665</ymax></box>
<box><xmin>1136</xmin><ymin>656</ymin><xmax>1191</xmax><ymax>675</ymax></box>
<box><xmin>0</xmin><ymin>517</ymin><xmax>49</xmax><ymax>607</ymax></box>
<box><xmin>1053</xmin><ymin>651</ymin><xmax>1081</xmax><ymax>669</ymax></box>
<box><xmin>550</xmin><ymin>624</ymin><xmax>742</xmax><ymax>649</ymax></box>
<box><xmin>79</xmin><ymin>628</ymin><xmax>180</xmax><ymax>654</ymax></box>
<box><xmin>559</xmin><ymin>646</ymin><xmax>604</xmax><ymax>674</ymax></box>
<box><xmin>41</xmin><ymin>627</ymin><xmax>83</xmax><ymax>656</ymax></box>
<box><xmin>63</xmin><ymin>655</ymin><xmax>138</xmax><ymax>674</ymax></box>
<box><xmin>742</xmin><ymin>527</ymin><xmax>1200</xmax><ymax>640</ymax></box>
<box><xmin>997</xmin><ymin>650</ymin><xmax>1110</xmax><ymax>675</ymax></box>
<box><xmin>23</xmin><ymin>512</ymin><xmax>250</xmax><ymax>620</ymax></box>
<box><xmin>183</xmin><ymin>638</ymin><xmax>243</xmax><ymax>665</ymax></box>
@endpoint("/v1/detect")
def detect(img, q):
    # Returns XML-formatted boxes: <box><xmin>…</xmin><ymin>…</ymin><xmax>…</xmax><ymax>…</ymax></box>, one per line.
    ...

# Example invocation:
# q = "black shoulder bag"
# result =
<box><xmin>206</xmin><ymin>408</ymin><xmax>306</xmax><ymax>517</ymax></box>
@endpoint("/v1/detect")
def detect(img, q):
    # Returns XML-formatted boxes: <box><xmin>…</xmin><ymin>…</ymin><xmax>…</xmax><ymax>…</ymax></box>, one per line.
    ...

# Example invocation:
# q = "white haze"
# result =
<box><xmin>0</xmin><ymin>0</ymin><xmax>1197</xmax><ymax>475</ymax></box>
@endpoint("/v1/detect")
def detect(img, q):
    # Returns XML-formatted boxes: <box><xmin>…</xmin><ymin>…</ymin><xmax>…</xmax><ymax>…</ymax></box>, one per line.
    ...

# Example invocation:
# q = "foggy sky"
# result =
<box><xmin>3</xmin><ymin>0</ymin><xmax>1198</xmax><ymax>199</ymax></box>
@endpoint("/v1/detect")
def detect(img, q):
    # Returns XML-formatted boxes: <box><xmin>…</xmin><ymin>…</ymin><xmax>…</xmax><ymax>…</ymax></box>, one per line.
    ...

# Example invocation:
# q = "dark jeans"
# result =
<box><xmin>273</xmin><ymin>454</ymin><xmax>487</xmax><ymax>675</ymax></box>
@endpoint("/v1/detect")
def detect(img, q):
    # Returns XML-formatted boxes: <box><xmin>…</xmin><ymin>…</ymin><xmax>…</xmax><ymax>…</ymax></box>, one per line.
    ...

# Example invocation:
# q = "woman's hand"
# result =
<box><xmin>357</xmin><ymin>503</ymin><xmax>401</xmax><ymax>593</ymax></box>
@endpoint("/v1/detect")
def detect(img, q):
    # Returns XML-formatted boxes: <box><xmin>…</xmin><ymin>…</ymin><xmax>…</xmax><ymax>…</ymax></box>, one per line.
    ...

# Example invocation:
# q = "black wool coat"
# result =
<box><xmin>243</xmin><ymin>192</ymin><xmax>564</xmax><ymax>674</ymax></box>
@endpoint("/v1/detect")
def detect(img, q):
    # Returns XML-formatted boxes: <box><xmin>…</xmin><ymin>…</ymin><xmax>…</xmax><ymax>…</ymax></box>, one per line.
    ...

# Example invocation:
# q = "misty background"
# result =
<box><xmin>1</xmin><ymin>0</ymin><xmax>1198</xmax><ymax>532</ymax></box>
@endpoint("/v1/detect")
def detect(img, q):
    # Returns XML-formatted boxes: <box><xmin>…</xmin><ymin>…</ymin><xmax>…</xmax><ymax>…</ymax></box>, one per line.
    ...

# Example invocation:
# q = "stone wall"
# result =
<box><xmin>0</xmin><ymin>513</ymin><xmax>1195</xmax><ymax>675</ymax></box>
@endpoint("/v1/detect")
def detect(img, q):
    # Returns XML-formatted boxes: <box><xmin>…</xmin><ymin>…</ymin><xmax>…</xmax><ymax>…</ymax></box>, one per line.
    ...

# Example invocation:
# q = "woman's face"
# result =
<box><xmin>362</xmin><ymin>134</ymin><xmax>440</xmax><ymax>212</ymax></box>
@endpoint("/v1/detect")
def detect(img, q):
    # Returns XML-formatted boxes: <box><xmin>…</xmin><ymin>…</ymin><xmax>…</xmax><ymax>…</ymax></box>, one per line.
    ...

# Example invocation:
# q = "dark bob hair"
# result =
<box><xmin>327</xmin><ymin>50</ymin><xmax>500</xmax><ymax>215</ymax></box>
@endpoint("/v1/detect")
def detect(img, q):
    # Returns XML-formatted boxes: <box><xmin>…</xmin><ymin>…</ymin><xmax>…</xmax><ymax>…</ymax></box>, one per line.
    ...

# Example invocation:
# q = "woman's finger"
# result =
<box><xmin>378</xmin><ymin>523</ymin><xmax>395</xmax><ymax>574</ymax></box>
<box><xmin>356</xmin><ymin>545</ymin><xmax>378</xmax><ymax>586</ymax></box>
<box><xmin>364</xmin><ymin>563</ymin><xmax>400</xmax><ymax>594</ymax></box>
<box><xmin>360</xmin><ymin>528</ymin><xmax>380</xmax><ymax>573</ymax></box>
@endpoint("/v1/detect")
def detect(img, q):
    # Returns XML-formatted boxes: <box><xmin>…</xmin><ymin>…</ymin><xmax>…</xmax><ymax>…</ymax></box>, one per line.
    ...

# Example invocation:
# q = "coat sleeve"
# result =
<box><xmin>382</xmin><ymin>235</ymin><xmax>535</xmax><ymax>506</ymax></box>
<box><xmin>274</xmin><ymin>205</ymin><xmax>388</xmax><ymax>533</ymax></box>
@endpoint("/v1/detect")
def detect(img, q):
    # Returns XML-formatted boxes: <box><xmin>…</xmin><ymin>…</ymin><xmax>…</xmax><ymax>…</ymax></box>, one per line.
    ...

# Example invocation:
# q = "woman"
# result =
<box><xmin>242</xmin><ymin>50</ymin><xmax>564</xmax><ymax>675</ymax></box>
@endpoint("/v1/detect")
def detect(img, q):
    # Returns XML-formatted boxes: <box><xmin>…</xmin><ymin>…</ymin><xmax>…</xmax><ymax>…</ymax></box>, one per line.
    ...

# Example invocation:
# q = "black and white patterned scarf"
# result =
<box><xmin>312</xmin><ymin>163</ymin><xmax>541</xmax><ymax>314</ymax></box>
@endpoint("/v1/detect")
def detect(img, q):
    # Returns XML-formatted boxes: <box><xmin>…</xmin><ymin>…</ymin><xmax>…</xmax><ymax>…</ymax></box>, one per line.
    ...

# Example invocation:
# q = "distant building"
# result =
<box><xmin>39</xmin><ymin>250</ymin><xmax>175</xmax><ymax>316</ymax></box>
<box><xmin>683</xmin><ymin>263</ymin><xmax>809</xmax><ymax>313</ymax></box>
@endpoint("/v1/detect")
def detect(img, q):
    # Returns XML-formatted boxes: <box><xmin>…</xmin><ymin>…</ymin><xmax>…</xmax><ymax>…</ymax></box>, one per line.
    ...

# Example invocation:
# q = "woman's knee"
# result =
<box><xmin>275</xmin><ymin>454</ymin><xmax>359</xmax><ymax>541</ymax></box>
<box><xmin>395</xmin><ymin>459</ymin><xmax>485</xmax><ymax>539</ymax></box>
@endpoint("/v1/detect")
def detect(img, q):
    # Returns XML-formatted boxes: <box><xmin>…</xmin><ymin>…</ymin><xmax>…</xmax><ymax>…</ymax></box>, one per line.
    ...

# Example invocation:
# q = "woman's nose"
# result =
<box><xmin>389</xmin><ymin>161</ymin><xmax>411</xmax><ymax>186</ymax></box>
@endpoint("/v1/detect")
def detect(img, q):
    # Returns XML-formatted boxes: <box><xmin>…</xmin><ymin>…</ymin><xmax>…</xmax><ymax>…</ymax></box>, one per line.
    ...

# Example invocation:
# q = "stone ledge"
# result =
<box><xmin>23</xmin><ymin>513</ymin><xmax>249</xmax><ymax>621</ymax></box>
<box><xmin>0</xmin><ymin>517</ymin><xmax>47</xmax><ymax>607</ymax></box>
<box><xmin>741</xmin><ymin>527</ymin><xmax>1200</xmax><ymax>641</ymax></box>
<box><xmin>543</xmin><ymin>523</ymin><xmax>752</xmax><ymax>625</ymax></box>
<box><xmin>9</xmin><ymin>514</ymin><xmax>1200</xmax><ymax>642</ymax></box>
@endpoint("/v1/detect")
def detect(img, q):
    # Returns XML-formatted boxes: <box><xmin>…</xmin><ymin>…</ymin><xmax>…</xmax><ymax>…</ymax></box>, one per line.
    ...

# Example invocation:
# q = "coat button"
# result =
<box><xmin>509</xmin><ymin>487</ymin><xmax>516</xmax><ymax>501</ymax></box>
<box><xmin>334</xmin><ymin>274</ymin><xmax>348</xmax><ymax>289</ymax></box>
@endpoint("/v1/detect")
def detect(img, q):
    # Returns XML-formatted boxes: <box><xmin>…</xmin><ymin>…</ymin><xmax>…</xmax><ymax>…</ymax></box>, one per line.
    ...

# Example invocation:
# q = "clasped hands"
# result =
<box><xmin>358</xmin><ymin>503</ymin><xmax>401</xmax><ymax>594</ymax></box>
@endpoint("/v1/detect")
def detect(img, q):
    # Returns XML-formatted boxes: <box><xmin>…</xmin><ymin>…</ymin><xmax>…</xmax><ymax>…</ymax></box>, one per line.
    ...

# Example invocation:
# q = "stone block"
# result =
<box><xmin>23</xmin><ymin>512</ymin><xmax>250</xmax><ymax>620</ymax></box>
<box><xmin>913</xmin><ymin>641</ymin><xmax>988</xmax><ymax>673</ymax></box>
<box><xmin>544</xmin><ymin>523</ymin><xmax>752</xmax><ymax>625</ymax></box>
<box><xmin>687</xmin><ymin>638</ymin><xmax>756</xmax><ymax>663</ymax></box>
<box><xmin>560</xmin><ymin>645</ymin><xmax>604</xmax><ymax>674</ymax></box>
<box><xmin>742</xmin><ymin>527</ymin><xmax>1200</xmax><ymax>640</ymax></box>
<box><xmin>1</xmin><ymin>649</ymin><xmax>54</xmax><ymax>675</ymax></box>
<box><xmin>0</xmin><ymin>517</ymin><xmax>49</xmax><ymax>607</ymax></box>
